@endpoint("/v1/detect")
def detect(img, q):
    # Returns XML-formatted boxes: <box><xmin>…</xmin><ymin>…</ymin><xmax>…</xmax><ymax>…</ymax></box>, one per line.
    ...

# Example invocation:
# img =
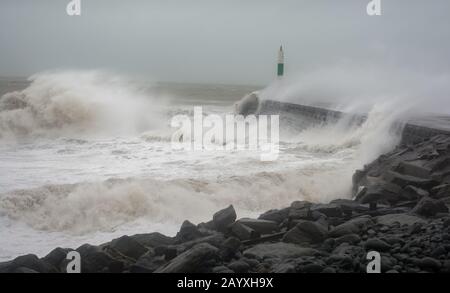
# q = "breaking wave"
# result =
<box><xmin>0</xmin><ymin>71</ymin><xmax>167</xmax><ymax>141</ymax></box>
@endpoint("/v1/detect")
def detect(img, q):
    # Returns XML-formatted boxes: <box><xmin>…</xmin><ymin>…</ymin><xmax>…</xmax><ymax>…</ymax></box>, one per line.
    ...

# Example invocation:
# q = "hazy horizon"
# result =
<box><xmin>1</xmin><ymin>0</ymin><xmax>450</xmax><ymax>85</ymax></box>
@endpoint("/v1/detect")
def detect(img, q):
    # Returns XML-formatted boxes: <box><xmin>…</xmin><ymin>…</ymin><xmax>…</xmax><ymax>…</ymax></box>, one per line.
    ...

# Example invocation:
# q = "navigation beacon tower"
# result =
<box><xmin>277</xmin><ymin>45</ymin><xmax>284</xmax><ymax>78</ymax></box>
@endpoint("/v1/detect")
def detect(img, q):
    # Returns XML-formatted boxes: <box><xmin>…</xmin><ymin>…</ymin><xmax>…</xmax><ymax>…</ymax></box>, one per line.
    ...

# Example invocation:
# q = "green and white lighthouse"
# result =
<box><xmin>277</xmin><ymin>45</ymin><xmax>284</xmax><ymax>77</ymax></box>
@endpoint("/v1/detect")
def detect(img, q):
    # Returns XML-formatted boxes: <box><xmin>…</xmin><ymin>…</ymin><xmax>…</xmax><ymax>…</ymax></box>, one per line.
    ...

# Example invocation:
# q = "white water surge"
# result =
<box><xmin>0</xmin><ymin>70</ymin><xmax>406</xmax><ymax>261</ymax></box>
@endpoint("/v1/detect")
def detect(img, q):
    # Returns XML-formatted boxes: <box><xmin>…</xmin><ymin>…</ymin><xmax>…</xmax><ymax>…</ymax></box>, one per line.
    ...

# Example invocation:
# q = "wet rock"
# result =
<box><xmin>301</xmin><ymin>262</ymin><xmax>325</xmax><ymax>273</ymax></box>
<box><xmin>236</xmin><ymin>218</ymin><xmax>279</xmax><ymax>235</ymax></box>
<box><xmin>43</xmin><ymin>247</ymin><xmax>72</xmax><ymax>271</ymax></box>
<box><xmin>322</xmin><ymin>267</ymin><xmax>337</xmax><ymax>273</ymax></box>
<box><xmin>77</xmin><ymin>244</ymin><xmax>124</xmax><ymax>273</ymax></box>
<box><xmin>357</xmin><ymin>182</ymin><xmax>404</xmax><ymax>205</ymax></box>
<box><xmin>231</xmin><ymin>222</ymin><xmax>260</xmax><ymax>241</ymax></box>
<box><xmin>1</xmin><ymin>254</ymin><xmax>57</xmax><ymax>273</ymax></box>
<box><xmin>364</xmin><ymin>238</ymin><xmax>392</xmax><ymax>252</ymax></box>
<box><xmin>385</xmin><ymin>171</ymin><xmax>436</xmax><ymax>189</ymax></box>
<box><xmin>329</xmin><ymin>216</ymin><xmax>373</xmax><ymax>237</ymax></box>
<box><xmin>310</xmin><ymin>204</ymin><xmax>342</xmax><ymax>218</ymax></box>
<box><xmin>212</xmin><ymin>266</ymin><xmax>234</xmax><ymax>273</ymax></box>
<box><xmin>243</xmin><ymin>243</ymin><xmax>317</xmax><ymax>260</ymax></box>
<box><xmin>395</xmin><ymin>162</ymin><xmax>431</xmax><ymax>179</ymax></box>
<box><xmin>272</xmin><ymin>263</ymin><xmax>295</xmax><ymax>273</ymax></box>
<box><xmin>155</xmin><ymin>243</ymin><xmax>219</xmax><ymax>273</ymax></box>
<box><xmin>130</xmin><ymin>254</ymin><xmax>166</xmax><ymax>273</ymax></box>
<box><xmin>431</xmin><ymin>184</ymin><xmax>450</xmax><ymax>199</ymax></box>
<box><xmin>335</xmin><ymin>234</ymin><xmax>361</xmax><ymax>245</ymax></box>
<box><xmin>228</xmin><ymin>260</ymin><xmax>250</xmax><ymax>273</ymax></box>
<box><xmin>177</xmin><ymin>234</ymin><xmax>225</xmax><ymax>253</ymax></box>
<box><xmin>109</xmin><ymin>235</ymin><xmax>148</xmax><ymax>260</ymax></box>
<box><xmin>212</xmin><ymin>205</ymin><xmax>237</xmax><ymax>232</ymax></box>
<box><xmin>13</xmin><ymin>267</ymin><xmax>39</xmax><ymax>273</ymax></box>
<box><xmin>288</xmin><ymin>201</ymin><xmax>312</xmax><ymax>219</ymax></box>
<box><xmin>402</xmin><ymin>185</ymin><xmax>429</xmax><ymax>200</ymax></box>
<box><xmin>222</xmin><ymin>237</ymin><xmax>241</xmax><ymax>253</ymax></box>
<box><xmin>431</xmin><ymin>246</ymin><xmax>446</xmax><ymax>258</ymax></box>
<box><xmin>376</xmin><ymin>213</ymin><xmax>426</xmax><ymax>226</ymax></box>
<box><xmin>412</xmin><ymin>197</ymin><xmax>449</xmax><ymax>217</ymax></box>
<box><xmin>415</xmin><ymin>257</ymin><xmax>442</xmax><ymax>271</ymax></box>
<box><xmin>130</xmin><ymin>232</ymin><xmax>174</xmax><ymax>248</ymax></box>
<box><xmin>258</xmin><ymin>208</ymin><xmax>289</xmax><ymax>224</ymax></box>
<box><xmin>176</xmin><ymin>220</ymin><xmax>205</xmax><ymax>243</ymax></box>
<box><xmin>282</xmin><ymin>220</ymin><xmax>327</xmax><ymax>245</ymax></box>
<box><xmin>329</xmin><ymin>199</ymin><xmax>370</xmax><ymax>214</ymax></box>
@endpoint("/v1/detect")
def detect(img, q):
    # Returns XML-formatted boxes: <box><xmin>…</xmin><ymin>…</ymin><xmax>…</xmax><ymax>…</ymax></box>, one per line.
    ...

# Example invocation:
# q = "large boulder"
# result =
<box><xmin>212</xmin><ymin>205</ymin><xmax>237</xmax><ymax>232</ymax></box>
<box><xmin>0</xmin><ymin>254</ymin><xmax>57</xmax><ymax>273</ymax></box>
<box><xmin>288</xmin><ymin>201</ymin><xmax>312</xmax><ymax>219</ymax></box>
<box><xmin>384</xmin><ymin>171</ymin><xmax>436</xmax><ymax>189</ymax></box>
<box><xmin>130</xmin><ymin>232</ymin><xmax>174</xmax><ymax>248</ymax></box>
<box><xmin>431</xmin><ymin>184</ymin><xmax>450</xmax><ymax>199</ymax></box>
<box><xmin>236</xmin><ymin>218</ymin><xmax>279</xmax><ymax>235</ymax></box>
<box><xmin>175</xmin><ymin>220</ymin><xmax>204</xmax><ymax>243</ymax></box>
<box><xmin>310</xmin><ymin>204</ymin><xmax>342</xmax><ymax>218</ymax></box>
<box><xmin>282</xmin><ymin>220</ymin><xmax>328</xmax><ymax>245</ymax></box>
<box><xmin>243</xmin><ymin>243</ymin><xmax>318</xmax><ymax>260</ymax></box>
<box><xmin>258</xmin><ymin>208</ymin><xmax>289</xmax><ymax>224</ymax></box>
<box><xmin>412</xmin><ymin>197</ymin><xmax>449</xmax><ymax>217</ymax></box>
<box><xmin>395</xmin><ymin>162</ymin><xmax>431</xmax><ymax>179</ymax></box>
<box><xmin>76</xmin><ymin>244</ymin><xmax>124</xmax><ymax>273</ymax></box>
<box><xmin>329</xmin><ymin>216</ymin><xmax>373</xmax><ymax>237</ymax></box>
<box><xmin>230</xmin><ymin>222</ymin><xmax>260</xmax><ymax>241</ymax></box>
<box><xmin>155</xmin><ymin>243</ymin><xmax>219</xmax><ymax>273</ymax></box>
<box><xmin>376</xmin><ymin>213</ymin><xmax>426</xmax><ymax>226</ymax></box>
<box><xmin>109</xmin><ymin>235</ymin><xmax>148</xmax><ymax>260</ymax></box>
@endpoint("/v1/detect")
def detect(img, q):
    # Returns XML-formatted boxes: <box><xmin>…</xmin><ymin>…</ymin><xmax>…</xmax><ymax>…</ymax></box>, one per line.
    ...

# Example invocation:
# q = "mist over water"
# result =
<box><xmin>0</xmin><ymin>71</ymin><xmax>167</xmax><ymax>141</ymax></box>
<box><xmin>0</xmin><ymin>69</ymin><xmax>447</xmax><ymax>260</ymax></box>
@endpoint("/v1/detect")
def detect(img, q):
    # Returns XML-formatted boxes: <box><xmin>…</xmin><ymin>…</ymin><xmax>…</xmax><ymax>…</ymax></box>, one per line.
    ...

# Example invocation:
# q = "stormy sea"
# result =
<box><xmin>0</xmin><ymin>70</ymin><xmax>447</xmax><ymax>262</ymax></box>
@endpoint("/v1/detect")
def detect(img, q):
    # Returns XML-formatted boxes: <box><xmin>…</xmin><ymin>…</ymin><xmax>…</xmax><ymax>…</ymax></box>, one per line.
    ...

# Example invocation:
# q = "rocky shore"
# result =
<box><xmin>1</xmin><ymin>134</ymin><xmax>449</xmax><ymax>273</ymax></box>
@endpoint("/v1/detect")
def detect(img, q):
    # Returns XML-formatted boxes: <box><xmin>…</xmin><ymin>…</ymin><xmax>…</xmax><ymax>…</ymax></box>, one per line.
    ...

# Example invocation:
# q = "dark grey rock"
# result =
<box><xmin>431</xmin><ymin>184</ymin><xmax>450</xmax><ymax>199</ymax></box>
<box><xmin>2</xmin><ymin>254</ymin><xmax>56</xmax><ymax>273</ymax></box>
<box><xmin>412</xmin><ymin>197</ymin><xmax>449</xmax><ymax>217</ymax></box>
<box><xmin>364</xmin><ymin>238</ymin><xmax>392</xmax><ymax>252</ymax></box>
<box><xmin>222</xmin><ymin>237</ymin><xmax>241</xmax><ymax>253</ymax></box>
<box><xmin>243</xmin><ymin>243</ymin><xmax>317</xmax><ymax>260</ymax></box>
<box><xmin>77</xmin><ymin>244</ymin><xmax>124</xmax><ymax>273</ymax></box>
<box><xmin>109</xmin><ymin>235</ymin><xmax>148</xmax><ymax>260</ymax></box>
<box><xmin>228</xmin><ymin>260</ymin><xmax>250</xmax><ymax>273</ymax></box>
<box><xmin>155</xmin><ymin>243</ymin><xmax>219</xmax><ymax>273</ymax></box>
<box><xmin>212</xmin><ymin>265</ymin><xmax>234</xmax><ymax>273</ymax></box>
<box><xmin>231</xmin><ymin>221</ymin><xmax>260</xmax><ymax>241</ymax></box>
<box><xmin>272</xmin><ymin>263</ymin><xmax>295</xmax><ymax>273</ymax></box>
<box><xmin>176</xmin><ymin>220</ymin><xmax>204</xmax><ymax>243</ymax></box>
<box><xmin>43</xmin><ymin>247</ymin><xmax>71</xmax><ymax>271</ymax></box>
<box><xmin>258</xmin><ymin>208</ymin><xmax>289</xmax><ymax>224</ymax></box>
<box><xmin>329</xmin><ymin>216</ymin><xmax>373</xmax><ymax>237</ymax></box>
<box><xmin>385</xmin><ymin>171</ymin><xmax>435</xmax><ymax>189</ymax></box>
<box><xmin>415</xmin><ymin>257</ymin><xmax>442</xmax><ymax>270</ymax></box>
<box><xmin>236</xmin><ymin>218</ymin><xmax>279</xmax><ymax>234</ymax></box>
<box><xmin>403</xmin><ymin>185</ymin><xmax>429</xmax><ymax>200</ymax></box>
<box><xmin>130</xmin><ymin>254</ymin><xmax>166</xmax><ymax>273</ymax></box>
<box><xmin>310</xmin><ymin>204</ymin><xmax>342</xmax><ymax>217</ymax></box>
<box><xmin>395</xmin><ymin>162</ymin><xmax>431</xmax><ymax>179</ymax></box>
<box><xmin>282</xmin><ymin>220</ymin><xmax>327</xmax><ymax>245</ymax></box>
<box><xmin>376</xmin><ymin>213</ymin><xmax>426</xmax><ymax>226</ymax></box>
<box><xmin>13</xmin><ymin>267</ymin><xmax>39</xmax><ymax>273</ymax></box>
<box><xmin>288</xmin><ymin>201</ymin><xmax>312</xmax><ymax>219</ymax></box>
<box><xmin>321</xmin><ymin>267</ymin><xmax>336</xmax><ymax>273</ymax></box>
<box><xmin>335</xmin><ymin>234</ymin><xmax>361</xmax><ymax>245</ymax></box>
<box><xmin>130</xmin><ymin>232</ymin><xmax>174</xmax><ymax>248</ymax></box>
<box><xmin>212</xmin><ymin>205</ymin><xmax>237</xmax><ymax>232</ymax></box>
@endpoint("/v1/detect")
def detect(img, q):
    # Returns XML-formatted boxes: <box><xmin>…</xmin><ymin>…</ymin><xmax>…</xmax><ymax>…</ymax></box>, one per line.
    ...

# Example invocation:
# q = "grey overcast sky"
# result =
<box><xmin>1</xmin><ymin>0</ymin><xmax>450</xmax><ymax>84</ymax></box>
